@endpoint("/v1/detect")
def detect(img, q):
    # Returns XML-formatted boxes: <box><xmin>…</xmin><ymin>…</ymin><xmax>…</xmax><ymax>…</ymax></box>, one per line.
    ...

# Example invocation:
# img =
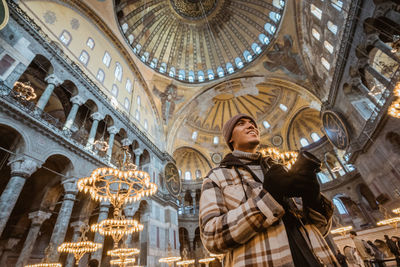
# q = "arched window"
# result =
<box><xmin>259</xmin><ymin>34</ymin><xmax>270</xmax><ymax>45</ymax></box>
<box><xmin>235</xmin><ymin>57</ymin><xmax>243</xmax><ymax>69</ymax></box>
<box><xmin>128</xmin><ymin>34</ymin><xmax>134</xmax><ymax>44</ymax></box>
<box><xmin>263</xmin><ymin>121</ymin><xmax>271</xmax><ymax>129</ymax></box>
<box><xmin>135</xmin><ymin>109</ymin><xmax>140</xmax><ymax>120</ymax></box>
<box><xmin>279</xmin><ymin>104</ymin><xmax>288</xmax><ymax>112</ymax></box>
<box><xmin>198</xmin><ymin>71</ymin><xmax>205</xmax><ymax>82</ymax></box>
<box><xmin>311</xmin><ymin>132</ymin><xmax>320</xmax><ymax>142</ymax></box>
<box><xmin>122</xmin><ymin>23</ymin><xmax>129</xmax><ymax>33</ymax></box>
<box><xmin>115</xmin><ymin>63</ymin><xmax>123</xmax><ymax>81</ymax></box>
<box><xmin>178</xmin><ymin>69</ymin><xmax>185</xmax><ymax>80</ymax></box>
<box><xmin>126</xmin><ymin>79</ymin><xmax>132</xmax><ymax>93</ymax></box>
<box><xmin>59</xmin><ymin>30</ymin><xmax>72</xmax><ymax>46</ymax></box>
<box><xmin>103</xmin><ymin>52</ymin><xmax>111</xmax><ymax>67</ymax></box>
<box><xmin>333</xmin><ymin>198</ymin><xmax>348</xmax><ymax>214</ymax></box>
<box><xmin>207</xmin><ymin>69</ymin><xmax>214</xmax><ymax>80</ymax></box>
<box><xmin>226</xmin><ymin>63</ymin><xmax>234</xmax><ymax>74</ymax></box>
<box><xmin>327</xmin><ymin>21</ymin><xmax>338</xmax><ymax>34</ymax></box>
<box><xmin>169</xmin><ymin>67</ymin><xmax>176</xmax><ymax>78</ymax></box>
<box><xmin>269</xmin><ymin>12</ymin><xmax>281</xmax><ymax>23</ymax></box>
<box><xmin>217</xmin><ymin>67</ymin><xmax>224</xmax><ymax>77</ymax></box>
<box><xmin>195</xmin><ymin>170</ymin><xmax>202</xmax><ymax>179</ymax></box>
<box><xmin>86</xmin><ymin>38</ymin><xmax>95</xmax><ymax>49</ymax></box>
<box><xmin>312</xmin><ymin>28</ymin><xmax>321</xmax><ymax>40</ymax></box>
<box><xmin>160</xmin><ymin>62</ymin><xmax>167</xmax><ymax>73</ymax></box>
<box><xmin>317</xmin><ymin>172</ymin><xmax>332</xmax><ymax>184</ymax></box>
<box><xmin>272</xmin><ymin>0</ymin><xmax>285</xmax><ymax>9</ymax></box>
<box><xmin>185</xmin><ymin>171</ymin><xmax>191</xmax><ymax>180</ymax></box>
<box><xmin>252</xmin><ymin>43</ymin><xmax>261</xmax><ymax>54</ymax></box>
<box><xmin>264</xmin><ymin>23</ymin><xmax>276</xmax><ymax>34</ymax></box>
<box><xmin>141</xmin><ymin>52</ymin><xmax>149</xmax><ymax>62</ymax></box>
<box><xmin>324</xmin><ymin>41</ymin><xmax>334</xmax><ymax>53</ymax></box>
<box><xmin>213</xmin><ymin>136</ymin><xmax>219</xmax><ymax>145</ymax></box>
<box><xmin>150</xmin><ymin>58</ymin><xmax>158</xmax><ymax>68</ymax></box>
<box><xmin>79</xmin><ymin>50</ymin><xmax>89</xmax><ymax>65</ymax></box>
<box><xmin>111</xmin><ymin>84</ymin><xmax>119</xmax><ymax>97</ymax></box>
<box><xmin>300</xmin><ymin>138</ymin><xmax>309</xmax><ymax>147</ymax></box>
<box><xmin>133</xmin><ymin>44</ymin><xmax>141</xmax><ymax>54</ymax></box>
<box><xmin>188</xmin><ymin>71</ymin><xmax>195</xmax><ymax>82</ymax></box>
<box><xmin>137</xmin><ymin>95</ymin><xmax>141</xmax><ymax>107</ymax></box>
<box><xmin>331</xmin><ymin>0</ymin><xmax>343</xmax><ymax>11</ymax></box>
<box><xmin>243</xmin><ymin>50</ymin><xmax>253</xmax><ymax>62</ymax></box>
<box><xmin>144</xmin><ymin>119</ymin><xmax>148</xmax><ymax>130</ymax></box>
<box><xmin>192</xmin><ymin>131</ymin><xmax>198</xmax><ymax>141</ymax></box>
<box><xmin>124</xmin><ymin>98</ymin><xmax>130</xmax><ymax>111</ymax></box>
<box><xmin>310</xmin><ymin>4</ymin><xmax>322</xmax><ymax>20</ymax></box>
<box><xmin>178</xmin><ymin>169</ymin><xmax>182</xmax><ymax>177</ymax></box>
<box><xmin>321</xmin><ymin>57</ymin><xmax>331</xmax><ymax>70</ymax></box>
<box><xmin>96</xmin><ymin>69</ymin><xmax>105</xmax><ymax>83</ymax></box>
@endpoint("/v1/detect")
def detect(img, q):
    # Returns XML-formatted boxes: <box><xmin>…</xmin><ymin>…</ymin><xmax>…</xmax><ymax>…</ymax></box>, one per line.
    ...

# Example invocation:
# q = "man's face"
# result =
<box><xmin>230</xmin><ymin>118</ymin><xmax>260</xmax><ymax>151</ymax></box>
<box><xmin>350</xmin><ymin>234</ymin><xmax>355</xmax><ymax>239</ymax></box>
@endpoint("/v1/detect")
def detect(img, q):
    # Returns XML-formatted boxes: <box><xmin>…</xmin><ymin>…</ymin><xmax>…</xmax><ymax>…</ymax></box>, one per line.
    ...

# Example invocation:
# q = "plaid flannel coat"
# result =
<box><xmin>199</xmin><ymin>160</ymin><xmax>338</xmax><ymax>267</ymax></box>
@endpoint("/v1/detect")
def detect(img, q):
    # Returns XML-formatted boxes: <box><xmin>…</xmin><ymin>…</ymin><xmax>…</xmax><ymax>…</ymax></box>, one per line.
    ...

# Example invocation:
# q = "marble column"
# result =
<box><xmin>352</xmin><ymin>77</ymin><xmax>380</xmax><ymax>107</ymax></box>
<box><xmin>36</xmin><ymin>74</ymin><xmax>63</xmax><ymax>112</ymax></box>
<box><xmin>63</xmin><ymin>95</ymin><xmax>85</xmax><ymax>131</ymax></box>
<box><xmin>359</xmin><ymin>59</ymin><xmax>391</xmax><ymax>87</ymax></box>
<box><xmin>323</xmin><ymin>160</ymin><xmax>336</xmax><ymax>180</ymax></box>
<box><xmin>64</xmin><ymin>221</ymin><xmax>85</xmax><ymax>267</ymax></box>
<box><xmin>106</xmin><ymin>126</ymin><xmax>119</xmax><ymax>160</ymax></box>
<box><xmin>139</xmin><ymin>212</ymin><xmax>150</xmax><ymax>266</ymax></box>
<box><xmin>124</xmin><ymin>202</ymin><xmax>140</xmax><ymax>247</ymax></box>
<box><xmin>180</xmin><ymin>193</ymin><xmax>185</xmax><ymax>215</ymax></box>
<box><xmin>86</xmin><ymin>112</ymin><xmax>104</xmax><ymax>150</ymax></box>
<box><xmin>91</xmin><ymin>202</ymin><xmax>110</xmax><ymax>264</ymax></box>
<box><xmin>134</xmin><ymin>149</ymin><xmax>143</xmax><ymax>168</ymax></box>
<box><xmin>368</xmin><ymin>34</ymin><xmax>400</xmax><ymax>63</ymax></box>
<box><xmin>0</xmin><ymin>238</ymin><xmax>20</xmax><ymax>266</ymax></box>
<box><xmin>16</xmin><ymin>210</ymin><xmax>52</xmax><ymax>267</ymax></box>
<box><xmin>0</xmin><ymin>156</ymin><xmax>40</xmax><ymax>236</ymax></box>
<box><xmin>332</xmin><ymin>151</ymin><xmax>348</xmax><ymax>174</ymax></box>
<box><xmin>191</xmin><ymin>191</ymin><xmax>197</xmax><ymax>214</ymax></box>
<box><xmin>48</xmin><ymin>179</ymin><xmax>78</xmax><ymax>262</ymax></box>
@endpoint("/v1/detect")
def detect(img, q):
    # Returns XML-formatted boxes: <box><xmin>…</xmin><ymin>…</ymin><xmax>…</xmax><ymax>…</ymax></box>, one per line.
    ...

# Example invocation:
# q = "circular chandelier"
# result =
<box><xmin>25</xmin><ymin>264</ymin><xmax>61</xmax><ymax>267</ymax></box>
<box><xmin>77</xmin><ymin>166</ymin><xmax>157</xmax><ymax>216</ymax></box>
<box><xmin>110</xmin><ymin>257</ymin><xmax>136</xmax><ymax>266</ymax></box>
<box><xmin>199</xmin><ymin>257</ymin><xmax>216</xmax><ymax>264</ymax></box>
<box><xmin>13</xmin><ymin>81</ymin><xmax>37</xmax><ymax>100</ymax></box>
<box><xmin>91</xmin><ymin>216</ymin><xmax>143</xmax><ymax>247</ymax></box>
<box><xmin>330</xmin><ymin>226</ymin><xmax>353</xmax><ymax>236</ymax></box>
<box><xmin>57</xmin><ymin>225</ymin><xmax>102</xmax><ymax>264</ymax></box>
<box><xmin>377</xmin><ymin>217</ymin><xmax>400</xmax><ymax>228</ymax></box>
<box><xmin>389</xmin><ymin>82</ymin><xmax>400</xmax><ymax>118</ymax></box>
<box><xmin>393</xmin><ymin>207</ymin><xmax>400</xmax><ymax>214</ymax></box>
<box><xmin>260</xmin><ymin>147</ymin><xmax>298</xmax><ymax>169</ymax></box>
<box><xmin>209</xmin><ymin>253</ymin><xmax>225</xmax><ymax>262</ymax></box>
<box><xmin>107</xmin><ymin>247</ymin><xmax>140</xmax><ymax>258</ymax></box>
<box><xmin>176</xmin><ymin>259</ymin><xmax>195</xmax><ymax>266</ymax></box>
<box><xmin>93</xmin><ymin>140</ymin><xmax>109</xmax><ymax>152</ymax></box>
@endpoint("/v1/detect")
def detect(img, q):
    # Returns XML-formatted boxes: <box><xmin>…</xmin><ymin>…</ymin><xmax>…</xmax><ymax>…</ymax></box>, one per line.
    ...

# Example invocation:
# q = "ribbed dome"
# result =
<box><xmin>116</xmin><ymin>0</ymin><xmax>286</xmax><ymax>83</ymax></box>
<box><xmin>173</xmin><ymin>147</ymin><xmax>212</xmax><ymax>180</ymax></box>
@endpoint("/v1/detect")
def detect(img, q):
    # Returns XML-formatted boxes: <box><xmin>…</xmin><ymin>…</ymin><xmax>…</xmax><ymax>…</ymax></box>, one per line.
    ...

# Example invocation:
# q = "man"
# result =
<box><xmin>199</xmin><ymin>114</ymin><xmax>338</xmax><ymax>266</ymax></box>
<box><xmin>336</xmin><ymin>249</ymin><xmax>349</xmax><ymax>267</ymax></box>
<box><xmin>349</xmin><ymin>231</ymin><xmax>372</xmax><ymax>267</ymax></box>
<box><xmin>385</xmin><ymin>235</ymin><xmax>400</xmax><ymax>266</ymax></box>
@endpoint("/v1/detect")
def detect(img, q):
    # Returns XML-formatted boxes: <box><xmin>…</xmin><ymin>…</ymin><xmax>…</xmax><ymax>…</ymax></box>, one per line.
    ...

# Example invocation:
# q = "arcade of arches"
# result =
<box><xmin>0</xmin><ymin>0</ymin><xmax>399</xmax><ymax>266</ymax></box>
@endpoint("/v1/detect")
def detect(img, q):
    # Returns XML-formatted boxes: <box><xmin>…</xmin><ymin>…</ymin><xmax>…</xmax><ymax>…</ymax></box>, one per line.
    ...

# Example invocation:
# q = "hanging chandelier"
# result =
<box><xmin>199</xmin><ymin>257</ymin><xmax>216</xmax><ymax>264</ymax></box>
<box><xmin>25</xmin><ymin>264</ymin><xmax>61</xmax><ymax>267</ymax></box>
<box><xmin>176</xmin><ymin>259</ymin><xmax>195</xmax><ymax>266</ymax></box>
<box><xmin>93</xmin><ymin>139</ymin><xmax>109</xmax><ymax>152</ymax></box>
<box><xmin>393</xmin><ymin>207</ymin><xmax>400</xmax><ymax>214</ymax></box>
<box><xmin>159</xmin><ymin>244</ymin><xmax>181</xmax><ymax>266</ymax></box>
<box><xmin>260</xmin><ymin>147</ymin><xmax>298</xmax><ymax>169</ymax></box>
<box><xmin>209</xmin><ymin>253</ymin><xmax>225</xmax><ymax>263</ymax></box>
<box><xmin>57</xmin><ymin>225</ymin><xmax>102</xmax><ymax>264</ymax></box>
<box><xmin>377</xmin><ymin>217</ymin><xmax>400</xmax><ymax>228</ymax></box>
<box><xmin>110</xmin><ymin>257</ymin><xmax>136</xmax><ymax>266</ymax></box>
<box><xmin>388</xmin><ymin>82</ymin><xmax>400</xmax><ymax>118</ymax></box>
<box><xmin>330</xmin><ymin>226</ymin><xmax>353</xmax><ymax>236</ymax></box>
<box><xmin>91</xmin><ymin>215</ymin><xmax>143</xmax><ymax>247</ymax></box>
<box><xmin>107</xmin><ymin>247</ymin><xmax>140</xmax><ymax>258</ymax></box>
<box><xmin>13</xmin><ymin>81</ymin><xmax>37</xmax><ymax>100</ymax></box>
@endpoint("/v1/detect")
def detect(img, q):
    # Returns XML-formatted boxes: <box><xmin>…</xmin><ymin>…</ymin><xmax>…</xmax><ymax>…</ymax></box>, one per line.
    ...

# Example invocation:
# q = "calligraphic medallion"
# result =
<box><xmin>322</xmin><ymin>110</ymin><xmax>349</xmax><ymax>150</ymax></box>
<box><xmin>165</xmin><ymin>162</ymin><xmax>181</xmax><ymax>197</ymax></box>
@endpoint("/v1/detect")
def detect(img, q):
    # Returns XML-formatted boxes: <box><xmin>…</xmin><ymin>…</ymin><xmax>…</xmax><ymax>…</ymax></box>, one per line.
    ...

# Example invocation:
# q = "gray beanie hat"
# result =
<box><xmin>222</xmin><ymin>113</ymin><xmax>257</xmax><ymax>151</ymax></box>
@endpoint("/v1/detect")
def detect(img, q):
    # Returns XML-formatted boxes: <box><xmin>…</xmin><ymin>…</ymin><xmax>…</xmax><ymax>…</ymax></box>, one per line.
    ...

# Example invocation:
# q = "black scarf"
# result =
<box><xmin>220</xmin><ymin>153</ymin><xmax>323</xmax><ymax>267</ymax></box>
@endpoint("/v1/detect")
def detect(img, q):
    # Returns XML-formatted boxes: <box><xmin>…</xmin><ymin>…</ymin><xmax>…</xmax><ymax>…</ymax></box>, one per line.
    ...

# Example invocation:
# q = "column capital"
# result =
<box><xmin>70</xmin><ymin>221</ymin><xmax>86</xmax><ymax>232</ymax></box>
<box><xmin>99</xmin><ymin>201</ymin><xmax>111</xmax><ymax>212</ymax></box>
<box><xmin>70</xmin><ymin>95</ymin><xmax>85</xmax><ymax>106</ymax></box>
<box><xmin>357</xmin><ymin>58</ymin><xmax>369</xmax><ymax>69</ymax></box>
<box><xmin>351</xmin><ymin>77</ymin><xmax>363</xmax><ymax>86</ymax></box>
<box><xmin>121</xmin><ymin>138</ymin><xmax>131</xmax><ymax>147</ymax></box>
<box><xmin>62</xmin><ymin>179</ymin><xmax>78</xmax><ymax>196</ymax></box>
<box><xmin>124</xmin><ymin>202</ymin><xmax>140</xmax><ymax>218</ymax></box>
<box><xmin>190</xmin><ymin>191</ymin><xmax>196</xmax><ymax>198</ymax></box>
<box><xmin>8</xmin><ymin>156</ymin><xmax>41</xmax><ymax>178</ymax></box>
<box><xmin>366</xmin><ymin>33</ymin><xmax>380</xmax><ymax>46</ymax></box>
<box><xmin>28</xmin><ymin>210</ymin><xmax>51</xmax><ymax>226</ymax></box>
<box><xmin>45</xmin><ymin>74</ymin><xmax>63</xmax><ymax>86</ymax></box>
<box><xmin>108</xmin><ymin>126</ymin><xmax>119</xmax><ymax>135</ymax></box>
<box><xmin>134</xmin><ymin>148</ymin><xmax>143</xmax><ymax>157</ymax></box>
<box><xmin>90</xmin><ymin>112</ymin><xmax>104</xmax><ymax>121</ymax></box>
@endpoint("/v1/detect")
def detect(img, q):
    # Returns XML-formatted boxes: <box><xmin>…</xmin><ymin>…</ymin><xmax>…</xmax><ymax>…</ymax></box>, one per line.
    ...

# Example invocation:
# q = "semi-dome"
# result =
<box><xmin>116</xmin><ymin>0</ymin><xmax>286</xmax><ymax>83</ymax></box>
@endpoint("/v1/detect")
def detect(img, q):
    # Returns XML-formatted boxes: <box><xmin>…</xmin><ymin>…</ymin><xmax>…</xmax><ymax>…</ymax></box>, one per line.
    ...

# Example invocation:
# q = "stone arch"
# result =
<box><xmin>386</xmin><ymin>131</ymin><xmax>400</xmax><ymax>154</ymax></box>
<box><xmin>139</xmin><ymin>149</ymin><xmax>150</xmax><ymax>166</ymax></box>
<box><xmin>179</xmin><ymin>227</ymin><xmax>190</xmax><ymax>253</ymax></box>
<box><xmin>71</xmin><ymin>99</ymin><xmax>99</xmax><ymax>145</ymax></box>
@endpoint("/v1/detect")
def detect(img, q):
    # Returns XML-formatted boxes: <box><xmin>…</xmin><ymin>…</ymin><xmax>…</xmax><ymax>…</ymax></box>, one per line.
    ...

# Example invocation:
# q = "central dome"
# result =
<box><xmin>170</xmin><ymin>0</ymin><xmax>218</xmax><ymax>19</ymax></box>
<box><xmin>116</xmin><ymin>0</ymin><xmax>286</xmax><ymax>83</ymax></box>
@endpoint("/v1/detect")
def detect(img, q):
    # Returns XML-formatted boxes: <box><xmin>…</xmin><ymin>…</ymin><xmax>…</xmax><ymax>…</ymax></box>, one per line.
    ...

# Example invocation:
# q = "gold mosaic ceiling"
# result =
<box><xmin>116</xmin><ymin>0</ymin><xmax>286</xmax><ymax>83</ymax></box>
<box><xmin>173</xmin><ymin>147</ymin><xmax>212</xmax><ymax>179</ymax></box>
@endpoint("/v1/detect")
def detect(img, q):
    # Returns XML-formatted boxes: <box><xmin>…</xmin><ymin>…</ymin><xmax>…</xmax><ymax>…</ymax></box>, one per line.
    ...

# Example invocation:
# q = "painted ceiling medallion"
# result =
<box><xmin>116</xmin><ymin>0</ymin><xmax>285</xmax><ymax>83</ymax></box>
<box><xmin>170</xmin><ymin>0</ymin><xmax>218</xmax><ymax>19</ymax></box>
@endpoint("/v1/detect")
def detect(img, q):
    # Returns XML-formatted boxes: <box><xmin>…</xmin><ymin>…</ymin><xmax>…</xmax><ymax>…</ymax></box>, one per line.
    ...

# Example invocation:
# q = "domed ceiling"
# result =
<box><xmin>116</xmin><ymin>0</ymin><xmax>286</xmax><ymax>83</ymax></box>
<box><xmin>173</xmin><ymin>147</ymin><xmax>212</xmax><ymax>180</ymax></box>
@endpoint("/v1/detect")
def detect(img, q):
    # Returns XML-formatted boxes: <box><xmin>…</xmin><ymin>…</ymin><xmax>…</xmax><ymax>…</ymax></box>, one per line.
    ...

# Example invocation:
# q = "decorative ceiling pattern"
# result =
<box><xmin>173</xmin><ymin>147</ymin><xmax>212</xmax><ymax>180</ymax></box>
<box><xmin>116</xmin><ymin>0</ymin><xmax>286</xmax><ymax>83</ymax></box>
<box><xmin>186</xmin><ymin>79</ymin><xmax>281</xmax><ymax>134</ymax></box>
<box><xmin>287</xmin><ymin>107</ymin><xmax>324</xmax><ymax>150</ymax></box>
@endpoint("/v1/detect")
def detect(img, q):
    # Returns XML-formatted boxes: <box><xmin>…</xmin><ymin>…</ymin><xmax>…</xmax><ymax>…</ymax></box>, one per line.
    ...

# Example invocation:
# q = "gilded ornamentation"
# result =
<box><xmin>170</xmin><ymin>0</ymin><xmax>217</xmax><ymax>19</ymax></box>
